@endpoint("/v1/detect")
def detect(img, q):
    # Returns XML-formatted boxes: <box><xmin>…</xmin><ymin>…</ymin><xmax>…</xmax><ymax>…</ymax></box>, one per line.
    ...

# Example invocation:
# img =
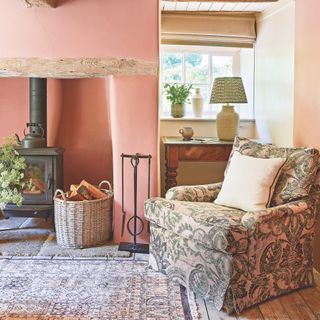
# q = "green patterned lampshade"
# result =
<box><xmin>210</xmin><ymin>77</ymin><xmax>247</xmax><ymax>104</ymax></box>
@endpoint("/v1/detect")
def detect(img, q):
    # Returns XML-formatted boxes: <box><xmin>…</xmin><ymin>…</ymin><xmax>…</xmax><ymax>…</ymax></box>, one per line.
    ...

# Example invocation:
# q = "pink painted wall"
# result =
<box><xmin>0</xmin><ymin>0</ymin><xmax>159</xmax><ymax>244</ymax></box>
<box><xmin>109</xmin><ymin>76</ymin><xmax>158</xmax><ymax>243</ymax></box>
<box><xmin>0</xmin><ymin>0</ymin><xmax>158</xmax><ymax>61</ymax></box>
<box><xmin>55</xmin><ymin>79</ymin><xmax>113</xmax><ymax>188</ymax></box>
<box><xmin>0</xmin><ymin>79</ymin><xmax>29</xmax><ymax>138</ymax></box>
<box><xmin>294</xmin><ymin>0</ymin><xmax>320</xmax><ymax>271</ymax></box>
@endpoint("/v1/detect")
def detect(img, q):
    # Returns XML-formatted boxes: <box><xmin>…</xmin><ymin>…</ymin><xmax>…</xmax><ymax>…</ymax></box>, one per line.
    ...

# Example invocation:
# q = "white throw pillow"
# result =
<box><xmin>214</xmin><ymin>151</ymin><xmax>286</xmax><ymax>211</ymax></box>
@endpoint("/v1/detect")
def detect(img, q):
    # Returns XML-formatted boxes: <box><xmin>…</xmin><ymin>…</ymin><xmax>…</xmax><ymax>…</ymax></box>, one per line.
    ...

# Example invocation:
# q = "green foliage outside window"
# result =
<box><xmin>185</xmin><ymin>53</ymin><xmax>202</xmax><ymax>67</ymax></box>
<box><xmin>162</xmin><ymin>53</ymin><xmax>183</xmax><ymax>82</ymax></box>
<box><xmin>185</xmin><ymin>53</ymin><xmax>208</xmax><ymax>84</ymax></box>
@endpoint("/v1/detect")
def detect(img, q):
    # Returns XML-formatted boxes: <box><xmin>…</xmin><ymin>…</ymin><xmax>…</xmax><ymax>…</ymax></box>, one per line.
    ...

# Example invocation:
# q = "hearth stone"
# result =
<box><xmin>3</xmin><ymin>147</ymin><xmax>64</xmax><ymax>220</ymax></box>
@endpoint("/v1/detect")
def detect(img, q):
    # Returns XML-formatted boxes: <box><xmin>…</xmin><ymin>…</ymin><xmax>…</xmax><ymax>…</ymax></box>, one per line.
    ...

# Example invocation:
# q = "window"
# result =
<box><xmin>160</xmin><ymin>45</ymin><xmax>255</xmax><ymax>119</ymax></box>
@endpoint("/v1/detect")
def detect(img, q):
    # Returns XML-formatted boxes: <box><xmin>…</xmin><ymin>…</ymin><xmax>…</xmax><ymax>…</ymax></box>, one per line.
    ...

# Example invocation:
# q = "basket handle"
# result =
<box><xmin>54</xmin><ymin>189</ymin><xmax>67</xmax><ymax>202</ymax></box>
<box><xmin>99</xmin><ymin>180</ymin><xmax>112</xmax><ymax>191</ymax></box>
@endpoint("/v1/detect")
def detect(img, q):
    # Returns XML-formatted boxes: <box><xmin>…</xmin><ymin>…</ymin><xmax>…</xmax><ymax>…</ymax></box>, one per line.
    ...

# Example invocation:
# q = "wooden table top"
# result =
<box><xmin>162</xmin><ymin>136</ymin><xmax>234</xmax><ymax>145</ymax></box>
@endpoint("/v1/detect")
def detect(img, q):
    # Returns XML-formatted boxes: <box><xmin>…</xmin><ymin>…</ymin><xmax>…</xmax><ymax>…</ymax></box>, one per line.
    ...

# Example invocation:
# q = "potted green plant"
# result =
<box><xmin>0</xmin><ymin>136</ymin><xmax>26</xmax><ymax>210</ymax></box>
<box><xmin>164</xmin><ymin>83</ymin><xmax>193</xmax><ymax>118</ymax></box>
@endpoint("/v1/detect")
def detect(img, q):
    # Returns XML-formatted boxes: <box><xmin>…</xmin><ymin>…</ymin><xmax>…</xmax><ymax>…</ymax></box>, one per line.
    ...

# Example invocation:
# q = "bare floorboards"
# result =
<box><xmin>196</xmin><ymin>270</ymin><xmax>320</xmax><ymax>320</ymax></box>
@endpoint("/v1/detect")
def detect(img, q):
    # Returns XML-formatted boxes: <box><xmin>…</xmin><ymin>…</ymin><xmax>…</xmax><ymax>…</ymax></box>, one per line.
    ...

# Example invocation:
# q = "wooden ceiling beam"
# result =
<box><xmin>0</xmin><ymin>57</ymin><xmax>158</xmax><ymax>78</ymax></box>
<box><xmin>24</xmin><ymin>0</ymin><xmax>58</xmax><ymax>8</ymax></box>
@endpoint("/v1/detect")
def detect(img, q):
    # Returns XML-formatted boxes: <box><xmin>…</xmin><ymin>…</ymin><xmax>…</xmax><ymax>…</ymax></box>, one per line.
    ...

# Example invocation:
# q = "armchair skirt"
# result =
<box><xmin>144</xmin><ymin>186</ymin><xmax>318</xmax><ymax>313</ymax></box>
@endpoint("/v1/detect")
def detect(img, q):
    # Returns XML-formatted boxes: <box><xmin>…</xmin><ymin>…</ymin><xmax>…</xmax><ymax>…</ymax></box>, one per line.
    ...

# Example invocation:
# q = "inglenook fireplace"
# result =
<box><xmin>3</xmin><ymin>78</ymin><xmax>64</xmax><ymax>220</ymax></box>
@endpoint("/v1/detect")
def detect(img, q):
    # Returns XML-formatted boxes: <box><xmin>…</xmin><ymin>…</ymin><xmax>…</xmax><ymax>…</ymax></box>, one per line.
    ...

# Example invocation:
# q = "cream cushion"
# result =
<box><xmin>214</xmin><ymin>151</ymin><xmax>286</xmax><ymax>211</ymax></box>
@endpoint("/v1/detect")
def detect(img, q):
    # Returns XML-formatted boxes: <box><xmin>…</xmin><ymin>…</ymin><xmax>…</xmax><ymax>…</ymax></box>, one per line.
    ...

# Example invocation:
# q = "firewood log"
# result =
<box><xmin>79</xmin><ymin>180</ymin><xmax>107</xmax><ymax>199</ymax></box>
<box><xmin>66</xmin><ymin>190</ymin><xmax>86</xmax><ymax>201</ymax></box>
<box><xmin>76</xmin><ymin>185</ymin><xmax>93</xmax><ymax>200</ymax></box>
<box><xmin>31</xmin><ymin>178</ymin><xmax>45</xmax><ymax>192</ymax></box>
<box><xmin>70</xmin><ymin>184</ymin><xmax>79</xmax><ymax>192</ymax></box>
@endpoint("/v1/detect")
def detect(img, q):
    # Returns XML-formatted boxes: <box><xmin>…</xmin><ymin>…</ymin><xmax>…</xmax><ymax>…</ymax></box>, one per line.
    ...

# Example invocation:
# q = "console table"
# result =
<box><xmin>163</xmin><ymin>137</ymin><xmax>233</xmax><ymax>192</ymax></box>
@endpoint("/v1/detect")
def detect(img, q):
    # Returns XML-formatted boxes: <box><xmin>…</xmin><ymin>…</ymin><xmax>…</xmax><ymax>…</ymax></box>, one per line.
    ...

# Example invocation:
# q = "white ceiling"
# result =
<box><xmin>161</xmin><ymin>2</ymin><xmax>276</xmax><ymax>12</ymax></box>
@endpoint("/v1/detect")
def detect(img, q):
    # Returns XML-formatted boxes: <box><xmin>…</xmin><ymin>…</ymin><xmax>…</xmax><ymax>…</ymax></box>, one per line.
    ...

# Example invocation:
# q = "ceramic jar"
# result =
<box><xmin>192</xmin><ymin>88</ymin><xmax>203</xmax><ymax>117</ymax></box>
<box><xmin>179</xmin><ymin>127</ymin><xmax>194</xmax><ymax>140</ymax></box>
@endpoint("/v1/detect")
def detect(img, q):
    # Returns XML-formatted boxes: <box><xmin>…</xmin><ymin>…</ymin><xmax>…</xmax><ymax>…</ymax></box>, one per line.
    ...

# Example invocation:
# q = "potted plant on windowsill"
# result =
<box><xmin>164</xmin><ymin>83</ymin><xmax>192</xmax><ymax>118</ymax></box>
<box><xmin>0</xmin><ymin>136</ymin><xmax>26</xmax><ymax>211</ymax></box>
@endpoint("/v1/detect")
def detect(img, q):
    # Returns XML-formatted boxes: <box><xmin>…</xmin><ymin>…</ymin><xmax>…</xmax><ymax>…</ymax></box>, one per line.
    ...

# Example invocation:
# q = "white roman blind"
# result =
<box><xmin>161</xmin><ymin>13</ymin><xmax>256</xmax><ymax>47</ymax></box>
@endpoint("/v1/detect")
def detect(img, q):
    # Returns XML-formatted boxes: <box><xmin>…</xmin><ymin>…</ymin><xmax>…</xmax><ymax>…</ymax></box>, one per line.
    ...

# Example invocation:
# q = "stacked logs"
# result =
<box><xmin>64</xmin><ymin>180</ymin><xmax>107</xmax><ymax>201</ymax></box>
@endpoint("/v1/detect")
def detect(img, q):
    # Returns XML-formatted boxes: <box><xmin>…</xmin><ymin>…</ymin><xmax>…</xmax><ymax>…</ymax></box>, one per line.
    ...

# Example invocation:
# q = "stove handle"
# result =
<box><xmin>47</xmin><ymin>174</ymin><xmax>52</xmax><ymax>190</ymax></box>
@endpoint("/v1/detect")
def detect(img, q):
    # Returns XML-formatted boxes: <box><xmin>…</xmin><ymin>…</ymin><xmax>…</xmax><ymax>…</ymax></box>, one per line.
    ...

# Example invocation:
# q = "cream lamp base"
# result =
<box><xmin>216</xmin><ymin>105</ymin><xmax>239</xmax><ymax>141</ymax></box>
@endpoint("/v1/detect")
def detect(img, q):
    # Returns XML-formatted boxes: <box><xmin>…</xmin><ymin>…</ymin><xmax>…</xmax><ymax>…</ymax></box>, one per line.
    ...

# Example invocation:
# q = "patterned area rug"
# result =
<box><xmin>0</xmin><ymin>258</ymin><xmax>198</xmax><ymax>319</ymax></box>
<box><xmin>0</xmin><ymin>217</ymin><xmax>130</xmax><ymax>258</ymax></box>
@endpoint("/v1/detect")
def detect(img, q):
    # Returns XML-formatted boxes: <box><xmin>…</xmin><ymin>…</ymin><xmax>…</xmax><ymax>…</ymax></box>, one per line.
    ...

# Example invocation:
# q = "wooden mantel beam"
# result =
<box><xmin>164</xmin><ymin>0</ymin><xmax>278</xmax><ymax>2</ymax></box>
<box><xmin>0</xmin><ymin>57</ymin><xmax>158</xmax><ymax>78</ymax></box>
<box><xmin>24</xmin><ymin>0</ymin><xmax>58</xmax><ymax>8</ymax></box>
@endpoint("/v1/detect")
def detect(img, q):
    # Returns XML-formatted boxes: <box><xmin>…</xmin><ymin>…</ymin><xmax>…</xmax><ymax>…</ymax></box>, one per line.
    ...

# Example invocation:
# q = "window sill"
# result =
<box><xmin>160</xmin><ymin>116</ymin><xmax>255</xmax><ymax>122</ymax></box>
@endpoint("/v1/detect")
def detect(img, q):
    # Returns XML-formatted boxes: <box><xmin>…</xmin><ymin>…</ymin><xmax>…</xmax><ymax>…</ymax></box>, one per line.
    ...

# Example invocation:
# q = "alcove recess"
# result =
<box><xmin>0</xmin><ymin>56</ymin><xmax>158</xmax><ymax>218</ymax></box>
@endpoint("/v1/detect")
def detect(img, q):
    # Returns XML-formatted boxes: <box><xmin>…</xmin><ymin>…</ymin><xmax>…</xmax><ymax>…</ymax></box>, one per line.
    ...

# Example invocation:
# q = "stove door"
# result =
<box><xmin>21</xmin><ymin>156</ymin><xmax>53</xmax><ymax>205</ymax></box>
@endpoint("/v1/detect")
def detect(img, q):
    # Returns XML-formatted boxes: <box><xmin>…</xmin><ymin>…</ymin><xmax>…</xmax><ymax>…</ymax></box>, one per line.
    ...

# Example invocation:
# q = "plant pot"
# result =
<box><xmin>171</xmin><ymin>103</ymin><xmax>185</xmax><ymax>118</ymax></box>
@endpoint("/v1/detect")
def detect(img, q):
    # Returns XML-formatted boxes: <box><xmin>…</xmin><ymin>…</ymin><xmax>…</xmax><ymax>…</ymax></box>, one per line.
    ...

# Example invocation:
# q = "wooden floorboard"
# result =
<box><xmin>238</xmin><ymin>307</ymin><xmax>264</xmax><ymax>320</ymax></box>
<box><xmin>198</xmin><ymin>269</ymin><xmax>320</xmax><ymax>320</ymax></box>
<box><xmin>299</xmin><ymin>286</ymin><xmax>320</xmax><ymax>319</ymax></box>
<box><xmin>258</xmin><ymin>298</ymin><xmax>291</xmax><ymax>320</ymax></box>
<box><xmin>278</xmin><ymin>290</ymin><xmax>316</xmax><ymax>320</ymax></box>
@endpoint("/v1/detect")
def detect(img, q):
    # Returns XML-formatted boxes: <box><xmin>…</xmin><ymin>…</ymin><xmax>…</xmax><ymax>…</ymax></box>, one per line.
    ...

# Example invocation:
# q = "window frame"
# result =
<box><xmin>160</xmin><ymin>45</ymin><xmax>254</xmax><ymax>120</ymax></box>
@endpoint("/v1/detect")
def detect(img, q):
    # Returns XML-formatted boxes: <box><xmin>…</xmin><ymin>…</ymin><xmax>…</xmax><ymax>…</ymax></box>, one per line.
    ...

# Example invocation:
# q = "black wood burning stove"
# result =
<box><xmin>3</xmin><ymin>78</ymin><xmax>64</xmax><ymax>220</ymax></box>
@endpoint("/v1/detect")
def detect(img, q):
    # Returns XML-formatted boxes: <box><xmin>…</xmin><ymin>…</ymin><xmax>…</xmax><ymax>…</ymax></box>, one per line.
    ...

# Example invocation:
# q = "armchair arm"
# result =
<box><xmin>165</xmin><ymin>182</ymin><xmax>222</xmax><ymax>202</ymax></box>
<box><xmin>241</xmin><ymin>198</ymin><xmax>312</xmax><ymax>230</ymax></box>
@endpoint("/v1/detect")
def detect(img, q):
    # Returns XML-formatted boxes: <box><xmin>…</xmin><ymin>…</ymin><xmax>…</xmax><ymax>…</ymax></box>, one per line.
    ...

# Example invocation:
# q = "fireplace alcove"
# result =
<box><xmin>0</xmin><ymin>59</ymin><xmax>158</xmax><ymax>243</ymax></box>
<box><xmin>0</xmin><ymin>0</ymin><xmax>159</xmax><ymax>244</ymax></box>
<box><xmin>1</xmin><ymin>76</ymin><xmax>114</xmax><ymax>222</ymax></box>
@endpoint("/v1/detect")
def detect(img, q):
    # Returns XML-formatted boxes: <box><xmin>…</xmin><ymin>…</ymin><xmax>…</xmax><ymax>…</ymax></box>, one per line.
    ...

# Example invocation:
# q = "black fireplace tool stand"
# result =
<box><xmin>118</xmin><ymin>153</ymin><xmax>151</xmax><ymax>254</ymax></box>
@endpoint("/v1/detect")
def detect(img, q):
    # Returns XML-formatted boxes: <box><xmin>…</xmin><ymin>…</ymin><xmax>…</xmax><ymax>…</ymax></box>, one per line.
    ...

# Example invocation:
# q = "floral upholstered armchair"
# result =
<box><xmin>144</xmin><ymin>137</ymin><xmax>320</xmax><ymax>314</ymax></box>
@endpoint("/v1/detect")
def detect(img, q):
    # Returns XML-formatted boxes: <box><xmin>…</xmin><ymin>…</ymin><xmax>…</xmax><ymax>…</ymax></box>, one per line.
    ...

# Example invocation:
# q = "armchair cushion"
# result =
<box><xmin>145</xmin><ymin>197</ymin><xmax>249</xmax><ymax>254</ymax></box>
<box><xmin>214</xmin><ymin>151</ymin><xmax>286</xmax><ymax>211</ymax></box>
<box><xmin>228</xmin><ymin>137</ymin><xmax>319</xmax><ymax>206</ymax></box>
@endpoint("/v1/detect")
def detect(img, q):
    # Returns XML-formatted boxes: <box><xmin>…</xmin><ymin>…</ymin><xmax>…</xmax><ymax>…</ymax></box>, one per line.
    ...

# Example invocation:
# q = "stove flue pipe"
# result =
<box><xmin>29</xmin><ymin>78</ymin><xmax>47</xmax><ymax>146</ymax></box>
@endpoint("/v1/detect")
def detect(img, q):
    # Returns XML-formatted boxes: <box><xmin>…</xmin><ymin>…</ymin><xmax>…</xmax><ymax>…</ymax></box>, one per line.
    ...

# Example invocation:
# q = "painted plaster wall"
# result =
<box><xmin>0</xmin><ymin>0</ymin><xmax>159</xmax><ymax>243</ymax></box>
<box><xmin>56</xmin><ymin>79</ymin><xmax>113</xmax><ymax>189</ymax></box>
<box><xmin>294</xmin><ymin>0</ymin><xmax>320</xmax><ymax>271</ymax></box>
<box><xmin>0</xmin><ymin>0</ymin><xmax>158</xmax><ymax>61</ymax></box>
<box><xmin>109</xmin><ymin>76</ymin><xmax>158</xmax><ymax>243</ymax></box>
<box><xmin>255</xmin><ymin>0</ymin><xmax>295</xmax><ymax>147</ymax></box>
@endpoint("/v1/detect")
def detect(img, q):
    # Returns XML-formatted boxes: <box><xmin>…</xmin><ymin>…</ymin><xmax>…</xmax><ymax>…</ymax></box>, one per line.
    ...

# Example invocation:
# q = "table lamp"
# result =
<box><xmin>210</xmin><ymin>77</ymin><xmax>247</xmax><ymax>141</ymax></box>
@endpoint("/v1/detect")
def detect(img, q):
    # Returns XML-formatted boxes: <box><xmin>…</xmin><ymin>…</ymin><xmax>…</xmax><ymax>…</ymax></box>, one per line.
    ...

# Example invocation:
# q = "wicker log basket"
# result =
<box><xmin>53</xmin><ymin>180</ymin><xmax>113</xmax><ymax>249</ymax></box>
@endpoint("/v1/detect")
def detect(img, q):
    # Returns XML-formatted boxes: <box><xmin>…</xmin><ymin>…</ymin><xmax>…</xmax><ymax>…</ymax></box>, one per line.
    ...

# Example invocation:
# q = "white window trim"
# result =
<box><xmin>160</xmin><ymin>44</ymin><xmax>254</xmax><ymax>120</ymax></box>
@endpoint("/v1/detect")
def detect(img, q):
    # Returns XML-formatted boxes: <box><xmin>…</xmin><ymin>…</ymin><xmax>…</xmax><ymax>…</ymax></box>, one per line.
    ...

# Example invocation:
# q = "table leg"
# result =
<box><xmin>165</xmin><ymin>145</ymin><xmax>179</xmax><ymax>192</ymax></box>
